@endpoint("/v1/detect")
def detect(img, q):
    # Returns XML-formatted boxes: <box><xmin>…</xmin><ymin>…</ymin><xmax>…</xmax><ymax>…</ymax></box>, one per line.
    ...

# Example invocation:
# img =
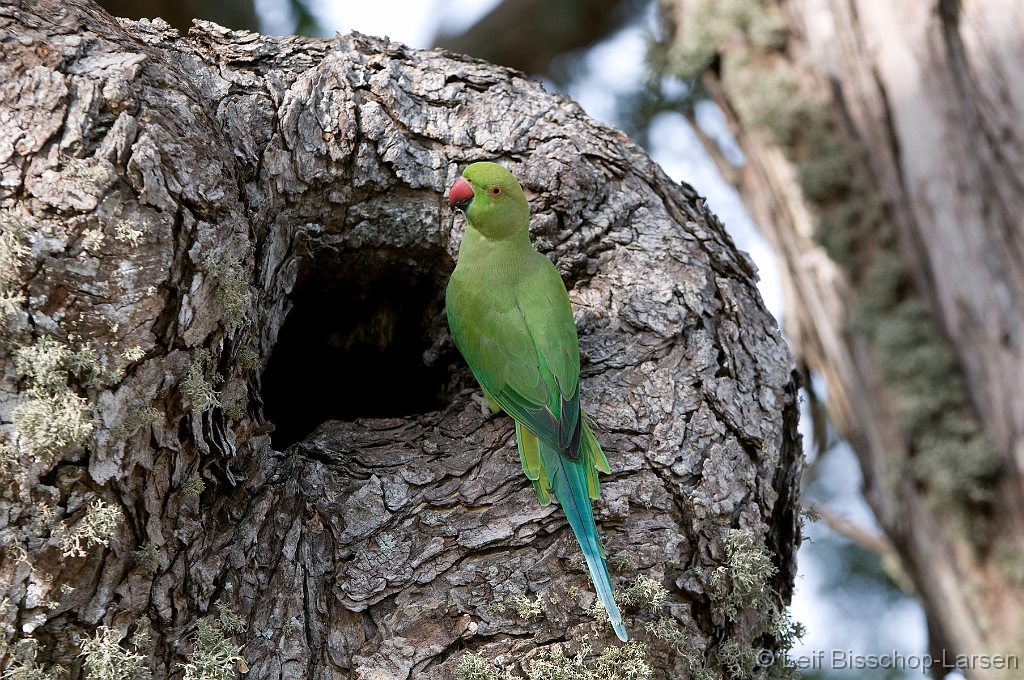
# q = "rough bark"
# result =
<box><xmin>664</xmin><ymin>0</ymin><xmax>1024</xmax><ymax>675</ymax></box>
<box><xmin>0</xmin><ymin>2</ymin><xmax>801</xmax><ymax>679</ymax></box>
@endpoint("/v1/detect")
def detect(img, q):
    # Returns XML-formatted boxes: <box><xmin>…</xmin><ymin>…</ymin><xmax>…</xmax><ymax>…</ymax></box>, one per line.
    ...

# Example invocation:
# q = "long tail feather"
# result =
<box><xmin>542</xmin><ymin>441</ymin><xmax>627</xmax><ymax>641</ymax></box>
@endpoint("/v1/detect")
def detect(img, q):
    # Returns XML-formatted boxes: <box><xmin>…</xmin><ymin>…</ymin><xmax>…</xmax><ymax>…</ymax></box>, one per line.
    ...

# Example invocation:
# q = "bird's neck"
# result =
<box><xmin>458</xmin><ymin>224</ymin><xmax>537</xmax><ymax>276</ymax></box>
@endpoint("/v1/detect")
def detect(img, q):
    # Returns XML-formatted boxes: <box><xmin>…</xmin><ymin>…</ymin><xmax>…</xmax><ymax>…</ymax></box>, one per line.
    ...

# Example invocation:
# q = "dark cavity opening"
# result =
<box><xmin>261</xmin><ymin>248</ymin><xmax>464</xmax><ymax>450</ymax></box>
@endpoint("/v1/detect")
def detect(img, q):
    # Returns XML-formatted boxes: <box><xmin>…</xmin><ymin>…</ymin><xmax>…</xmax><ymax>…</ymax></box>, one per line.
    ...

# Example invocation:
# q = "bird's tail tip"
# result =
<box><xmin>612</xmin><ymin>620</ymin><xmax>629</xmax><ymax>642</ymax></box>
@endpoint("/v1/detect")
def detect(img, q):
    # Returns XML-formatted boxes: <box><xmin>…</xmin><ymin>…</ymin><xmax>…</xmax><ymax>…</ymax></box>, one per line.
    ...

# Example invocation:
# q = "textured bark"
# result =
<box><xmin>0</xmin><ymin>1</ymin><xmax>801</xmax><ymax>679</ymax></box>
<box><xmin>665</xmin><ymin>0</ymin><xmax>1024</xmax><ymax>675</ymax></box>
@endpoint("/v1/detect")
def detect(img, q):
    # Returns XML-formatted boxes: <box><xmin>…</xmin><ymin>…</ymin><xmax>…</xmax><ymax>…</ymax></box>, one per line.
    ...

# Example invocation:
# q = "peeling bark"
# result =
<box><xmin>0</xmin><ymin>2</ymin><xmax>800</xmax><ymax>678</ymax></box>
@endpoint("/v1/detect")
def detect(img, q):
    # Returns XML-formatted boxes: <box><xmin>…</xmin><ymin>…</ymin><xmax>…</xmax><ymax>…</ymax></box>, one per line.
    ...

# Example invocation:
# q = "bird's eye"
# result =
<box><xmin>489</xmin><ymin>185</ymin><xmax>502</xmax><ymax>197</ymax></box>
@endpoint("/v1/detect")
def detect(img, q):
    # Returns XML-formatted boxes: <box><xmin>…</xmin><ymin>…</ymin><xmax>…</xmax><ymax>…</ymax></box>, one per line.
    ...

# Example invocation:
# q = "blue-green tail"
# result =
<box><xmin>541</xmin><ymin>441</ymin><xmax>627</xmax><ymax>641</ymax></box>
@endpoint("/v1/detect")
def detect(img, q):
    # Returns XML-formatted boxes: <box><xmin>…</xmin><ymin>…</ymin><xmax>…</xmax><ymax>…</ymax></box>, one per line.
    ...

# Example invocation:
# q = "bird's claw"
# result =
<box><xmin>471</xmin><ymin>392</ymin><xmax>495</xmax><ymax>419</ymax></box>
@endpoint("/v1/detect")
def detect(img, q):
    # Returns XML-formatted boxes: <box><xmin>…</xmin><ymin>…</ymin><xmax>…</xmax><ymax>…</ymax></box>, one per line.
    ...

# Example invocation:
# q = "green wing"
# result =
<box><xmin>447</xmin><ymin>259</ymin><xmax>579</xmax><ymax>453</ymax></box>
<box><xmin>447</xmin><ymin>257</ymin><xmax>610</xmax><ymax>491</ymax></box>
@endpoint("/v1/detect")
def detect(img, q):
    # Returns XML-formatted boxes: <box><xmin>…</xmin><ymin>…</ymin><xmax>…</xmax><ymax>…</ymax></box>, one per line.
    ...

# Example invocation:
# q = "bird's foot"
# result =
<box><xmin>471</xmin><ymin>392</ymin><xmax>495</xmax><ymax>419</ymax></box>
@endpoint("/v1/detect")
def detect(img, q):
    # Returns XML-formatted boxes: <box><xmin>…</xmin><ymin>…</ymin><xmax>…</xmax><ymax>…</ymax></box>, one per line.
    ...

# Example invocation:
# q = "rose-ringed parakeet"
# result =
<box><xmin>445</xmin><ymin>162</ymin><xmax>627</xmax><ymax>641</ymax></box>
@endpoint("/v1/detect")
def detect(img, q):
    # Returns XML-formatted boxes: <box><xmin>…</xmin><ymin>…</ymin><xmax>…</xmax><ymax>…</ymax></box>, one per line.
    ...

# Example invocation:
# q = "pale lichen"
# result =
<box><xmin>526</xmin><ymin>639</ymin><xmax>653</xmax><ymax>680</ymax></box>
<box><xmin>201</xmin><ymin>251</ymin><xmax>250</xmax><ymax>325</ymax></box>
<box><xmin>181</xmin><ymin>474</ymin><xmax>206</xmax><ymax>499</ymax></box>
<box><xmin>79</xmin><ymin>625</ymin><xmax>151</xmax><ymax>680</ymax></box>
<box><xmin>716</xmin><ymin>640</ymin><xmax>759</xmax><ymax>680</ymax></box>
<box><xmin>0</xmin><ymin>210</ymin><xmax>29</xmax><ymax>322</ymax></box>
<box><xmin>12</xmin><ymin>391</ymin><xmax>94</xmax><ymax>457</ymax></box>
<box><xmin>10</xmin><ymin>336</ymin><xmax>106</xmax><ymax>457</ymax></box>
<box><xmin>236</xmin><ymin>345</ymin><xmax>261</xmax><ymax>371</ymax></box>
<box><xmin>111</xmin><ymin>405</ymin><xmax>161</xmax><ymax>440</ymax></box>
<box><xmin>114</xmin><ymin>220</ymin><xmax>147</xmax><ymax>247</ymax></box>
<box><xmin>216</xmin><ymin>600</ymin><xmax>246</xmax><ymax>635</ymax></box>
<box><xmin>180</xmin><ymin>349</ymin><xmax>222</xmax><ymax>413</ymax></box>
<box><xmin>132</xmin><ymin>544</ymin><xmax>161</xmax><ymax>572</ymax></box>
<box><xmin>178</xmin><ymin>621</ymin><xmax>244</xmax><ymax>680</ymax></box>
<box><xmin>57</xmin><ymin>500</ymin><xmax>124</xmax><ymax>558</ymax></box>
<box><xmin>608</xmin><ymin>551</ymin><xmax>639</xmax><ymax>573</ymax></box>
<box><xmin>1</xmin><ymin>639</ymin><xmax>66</xmax><ymax>680</ymax></box>
<box><xmin>617</xmin><ymin>574</ymin><xmax>669</xmax><ymax>613</ymax></box>
<box><xmin>281</xmin><ymin>617</ymin><xmax>301</xmax><ymax>638</ymax></box>
<box><xmin>707</xmin><ymin>529</ymin><xmax>777</xmax><ymax>620</ymax></box>
<box><xmin>507</xmin><ymin>593</ymin><xmax>542</xmax><ymax>620</ymax></box>
<box><xmin>457</xmin><ymin>652</ymin><xmax>499</xmax><ymax>680</ymax></box>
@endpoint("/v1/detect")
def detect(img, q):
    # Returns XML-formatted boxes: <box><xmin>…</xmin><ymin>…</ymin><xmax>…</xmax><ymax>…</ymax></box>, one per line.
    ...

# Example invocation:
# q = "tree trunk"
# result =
<box><xmin>0</xmin><ymin>1</ymin><xmax>801</xmax><ymax>678</ymax></box>
<box><xmin>663</xmin><ymin>0</ymin><xmax>1024</xmax><ymax>675</ymax></box>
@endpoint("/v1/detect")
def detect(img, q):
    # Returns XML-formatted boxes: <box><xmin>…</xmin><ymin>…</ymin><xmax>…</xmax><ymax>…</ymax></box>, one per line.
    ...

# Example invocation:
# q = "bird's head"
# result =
<box><xmin>448</xmin><ymin>162</ymin><xmax>529</xmax><ymax>239</ymax></box>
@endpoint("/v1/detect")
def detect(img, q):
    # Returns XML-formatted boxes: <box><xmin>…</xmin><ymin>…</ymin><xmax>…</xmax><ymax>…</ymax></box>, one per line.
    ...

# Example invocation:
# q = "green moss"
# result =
<box><xmin>910</xmin><ymin>426</ymin><xmax>999</xmax><ymax>504</ymax></box>
<box><xmin>994</xmin><ymin>539</ymin><xmax>1024</xmax><ymax>585</ymax></box>
<box><xmin>79</xmin><ymin>625</ymin><xmax>151</xmax><ymax>680</ymax></box>
<box><xmin>201</xmin><ymin>252</ymin><xmax>250</xmax><ymax>325</ymax></box>
<box><xmin>813</xmin><ymin>199</ymin><xmax>878</xmax><ymax>275</ymax></box>
<box><xmin>667</xmin><ymin>0</ymin><xmax>721</xmax><ymax>80</ymax></box>
<box><xmin>745</xmin><ymin>5</ymin><xmax>787</xmax><ymax>51</ymax></box>
<box><xmin>667</xmin><ymin>0</ymin><xmax>786</xmax><ymax>81</ymax></box>
<box><xmin>178</xmin><ymin>621</ymin><xmax>244</xmax><ymax>680</ymax></box>
<box><xmin>180</xmin><ymin>349</ymin><xmax>222</xmax><ymax>413</ymax></box>
<box><xmin>797</xmin><ymin>151</ymin><xmax>851</xmax><ymax>202</ymax></box>
<box><xmin>457</xmin><ymin>652</ymin><xmax>500</xmax><ymax>680</ymax></box>
<box><xmin>851</xmin><ymin>257</ymin><xmax>1000</xmax><ymax>507</ymax></box>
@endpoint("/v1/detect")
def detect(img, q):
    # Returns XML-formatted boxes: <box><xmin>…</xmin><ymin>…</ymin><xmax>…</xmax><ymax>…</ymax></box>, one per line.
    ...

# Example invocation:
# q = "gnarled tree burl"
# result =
<box><xmin>0</xmin><ymin>1</ymin><xmax>801</xmax><ymax>678</ymax></box>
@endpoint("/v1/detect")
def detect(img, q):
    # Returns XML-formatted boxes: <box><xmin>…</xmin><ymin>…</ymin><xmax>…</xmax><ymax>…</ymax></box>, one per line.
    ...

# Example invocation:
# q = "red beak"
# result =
<box><xmin>448</xmin><ymin>176</ymin><xmax>474</xmax><ymax>210</ymax></box>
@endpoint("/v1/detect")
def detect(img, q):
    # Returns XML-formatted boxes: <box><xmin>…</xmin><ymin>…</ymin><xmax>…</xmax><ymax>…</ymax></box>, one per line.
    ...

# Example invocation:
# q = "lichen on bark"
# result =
<box><xmin>0</xmin><ymin>1</ymin><xmax>801</xmax><ymax>678</ymax></box>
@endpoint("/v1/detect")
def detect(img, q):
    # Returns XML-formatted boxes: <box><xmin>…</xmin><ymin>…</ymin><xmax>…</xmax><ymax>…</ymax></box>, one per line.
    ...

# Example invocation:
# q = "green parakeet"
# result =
<box><xmin>445</xmin><ymin>162</ymin><xmax>627</xmax><ymax>641</ymax></box>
